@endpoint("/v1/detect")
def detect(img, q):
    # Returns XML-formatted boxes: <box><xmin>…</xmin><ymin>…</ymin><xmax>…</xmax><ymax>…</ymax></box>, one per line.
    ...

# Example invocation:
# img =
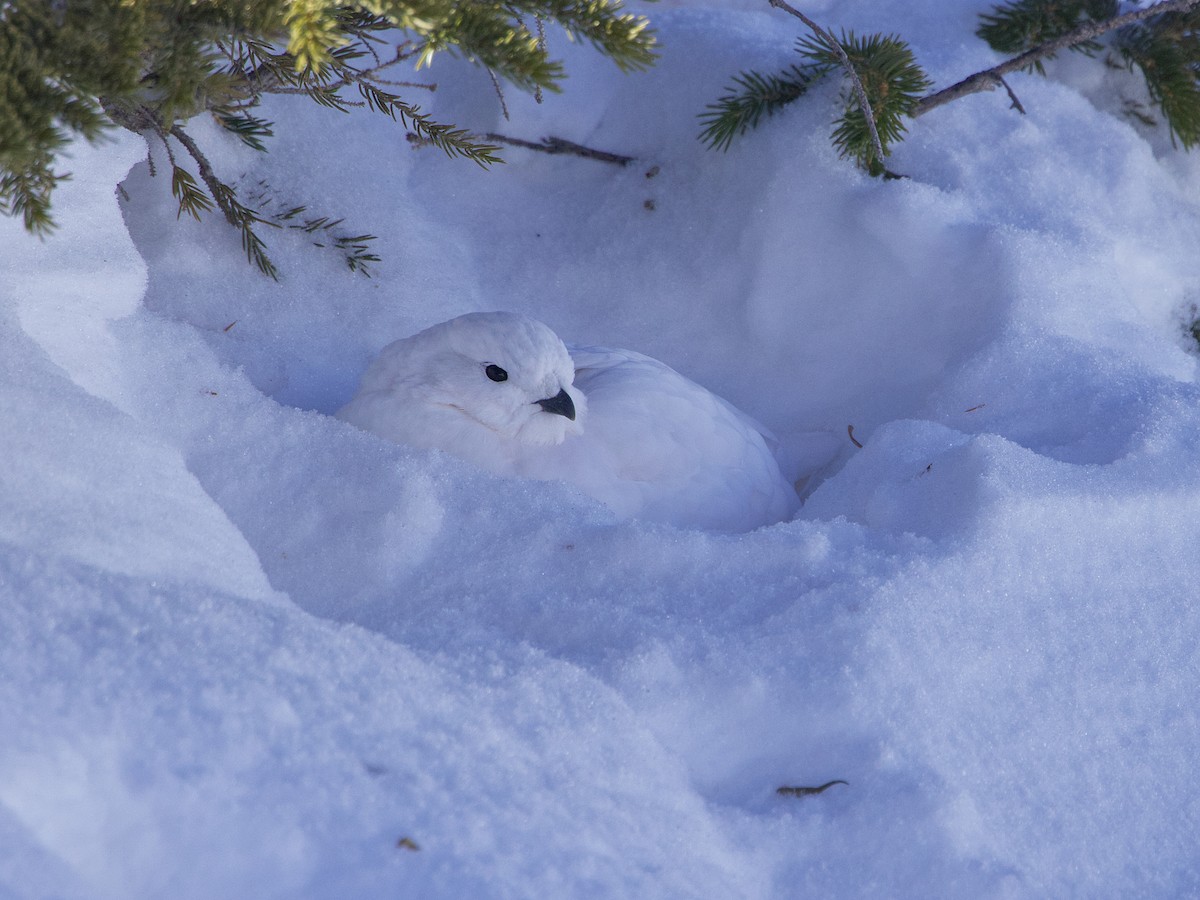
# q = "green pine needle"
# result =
<box><xmin>170</xmin><ymin>166</ymin><xmax>215</xmax><ymax>220</ymax></box>
<box><xmin>798</xmin><ymin>30</ymin><xmax>931</xmax><ymax>175</ymax></box>
<box><xmin>0</xmin><ymin>167</ymin><xmax>63</xmax><ymax>236</ymax></box>
<box><xmin>977</xmin><ymin>0</ymin><xmax>1120</xmax><ymax>72</ymax></box>
<box><xmin>698</xmin><ymin>65</ymin><xmax>816</xmax><ymax>151</ymax></box>
<box><xmin>548</xmin><ymin>1</ymin><xmax>659</xmax><ymax>73</ymax></box>
<box><xmin>390</xmin><ymin>98</ymin><xmax>504</xmax><ymax>166</ymax></box>
<box><xmin>698</xmin><ymin>29</ymin><xmax>929</xmax><ymax>174</ymax></box>
<box><xmin>207</xmin><ymin>180</ymin><xmax>281</xmax><ymax>280</ymax></box>
<box><xmin>1118</xmin><ymin>9</ymin><xmax>1200</xmax><ymax>148</ymax></box>
<box><xmin>334</xmin><ymin>234</ymin><xmax>381</xmax><ymax>276</ymax></box>
<box><xmin>215</xmin><ymin>112</ymin><xmax>275</xmax><ymax>152</ymax></box>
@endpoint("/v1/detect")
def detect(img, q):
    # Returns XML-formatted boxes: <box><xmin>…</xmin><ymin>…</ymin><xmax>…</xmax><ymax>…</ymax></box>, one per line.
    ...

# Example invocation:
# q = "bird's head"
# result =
<box><xmin>418</xmin><ymin>312</ymin><xmax>586</xmax><ymax>446</ymax></box>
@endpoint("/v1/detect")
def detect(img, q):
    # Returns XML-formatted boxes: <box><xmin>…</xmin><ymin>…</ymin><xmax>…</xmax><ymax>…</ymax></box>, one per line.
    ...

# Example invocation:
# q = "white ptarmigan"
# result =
<box><xmin>337</xmin><ymin>312</ymin><xmax>798</xmax><ymax>532</ymax></box>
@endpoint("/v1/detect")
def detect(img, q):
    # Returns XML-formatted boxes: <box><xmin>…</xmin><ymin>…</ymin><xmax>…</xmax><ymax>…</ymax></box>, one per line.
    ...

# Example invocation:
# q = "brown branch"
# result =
<box><xmin>99</xmin><ymin>98</ymin><xmax>161</xmax><ymax>134</ymax></box>
<box><xmin>914</xmin><ymin>0</ymin><xmax>1200</xmax><ymax>117</ymax></box>
<box><xmin>487</xmin><ymin>68</ymin><xmax>511</xmax><ymax>121</ymax></box>
<box><xmin>534</xmin><ymin>15</ymin><xmax>547</xmax><ymax>105</ymax></box>
<box><xmin>777</xmin><ymin>780</ymin><xmax>849</xmax><ymax>797</ymax></box>
<box><xmin>482</xmin><ymin>133</ymin><xmax>634</xmax><ymax>166</ymax></box>
<box><xmin>767</xmin><ymin>0</ymin><xmax>887</xmax><ymax>168</ymax></box>
<box><xmin>998</xmin><ymin>75</ymin><xmax>1026</xmax><ymax>114</ymax></box>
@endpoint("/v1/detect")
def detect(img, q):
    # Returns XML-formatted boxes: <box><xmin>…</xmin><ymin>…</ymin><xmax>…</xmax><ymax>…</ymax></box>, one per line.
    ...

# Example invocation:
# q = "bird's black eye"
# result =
<box><xmin>485</xmin><ymin>364</ymin><xmax>508</xmax><ymax>383</ymax></box>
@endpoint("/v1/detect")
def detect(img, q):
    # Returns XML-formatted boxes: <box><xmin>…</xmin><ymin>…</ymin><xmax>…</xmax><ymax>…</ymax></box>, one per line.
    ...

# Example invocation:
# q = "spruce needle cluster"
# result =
<box><xmin>1</xmin><ymin>0</ymin><xmax>657</xmax><ymax>277</ymax></box>
<box><xmin>699</xmin><ymin>30</ymin><xmax>929</xmax><ymax>176</ymax></box>
<box><xmin>1114</xmin><ymin>7</ymin><xmax>1200</xmax><ymax>147</ymax></box>
<box><xmin>700</xmin><ymin>0</ymin><xmax>1200</xmax><ymax>176</ymax></box>
<box><xmin>799</xmin><ymin>32</ymin><xmax>931</xmax><ymax>175</ymax></box>
<box><xmin>976</xmin><ymin>0</ymin><xmax>1120</xmax><ymax>71</ymax></box>
<box><xmin>978</xmin><ymin>0</ymin><xmax>1200</xmax><ymax>148</ymax></box>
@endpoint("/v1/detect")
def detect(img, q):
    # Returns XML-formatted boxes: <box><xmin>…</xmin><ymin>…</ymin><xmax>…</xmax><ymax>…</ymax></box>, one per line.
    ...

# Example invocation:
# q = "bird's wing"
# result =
<box><xmin>557</xmin><ymin>344</ymin><xmax>797</xmax><ymax>531</ymax></box>
<box><xmin>570</xmin><ymin>344</ymin><xmax>784</xmax><ymax>457</ymax></box>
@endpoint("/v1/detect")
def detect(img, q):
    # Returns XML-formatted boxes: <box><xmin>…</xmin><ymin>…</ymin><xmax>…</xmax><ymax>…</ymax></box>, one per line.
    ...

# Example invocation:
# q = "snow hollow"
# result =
<box><xmin>3</xmin><ymin>1</ymin><xmax>1200</xmax><ymax>897</ymax></box>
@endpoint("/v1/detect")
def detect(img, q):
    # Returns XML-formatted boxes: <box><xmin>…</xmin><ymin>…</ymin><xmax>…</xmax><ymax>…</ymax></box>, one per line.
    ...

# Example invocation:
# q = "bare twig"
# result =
<box><xmin>487</xmin><ymin>68</ymin><xmax>511</xmax><ymax>121</ymax></box>
<box><xmin>847</xmin><ymin>424</ymin><xmax>863</xmax><ymax>448</ymax></box>
<box><xmin>998</xmin><ymin>75</ymin><xmax>1026</xmax><ymax>114</ymax></box>
<box><xmin>154</xmin><ymin>128</ymin><xmax>177</xmax><ymax>168</ymax></box>
<box><xmin>482</xmin><ymin>133</ymin><xmax>635</xmax><ymax>165</ymax></box>
<box><xmin>535</xmin><ymin>15</ymin><xmax>547</xmax><ymax>105</ymax></box>
<box><xmin>777</xmin><ymin>780</ymin><xmax>849</xmax><ymax>797</ymax></box>
<box><xmin>914</xmin><ymin>0</ymin><xmax>1200</xmax><ymax>117</ymax></box>
<box><xmin>767</xmin><ymin>0</ymin><xmax>887</xmax><ymax>168</ymax></box>
<box><xmin>368</xmin><ymin>77</ymin><xmax>436</xmax><ymax>91</ymax></box>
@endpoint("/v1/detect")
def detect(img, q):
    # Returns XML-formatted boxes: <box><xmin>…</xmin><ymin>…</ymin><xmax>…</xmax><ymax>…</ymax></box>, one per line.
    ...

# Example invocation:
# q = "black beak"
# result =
<box><xmin>536</xmin><ymin>388</ymin><xmax>576</xmax><ymax>421</ymax></box>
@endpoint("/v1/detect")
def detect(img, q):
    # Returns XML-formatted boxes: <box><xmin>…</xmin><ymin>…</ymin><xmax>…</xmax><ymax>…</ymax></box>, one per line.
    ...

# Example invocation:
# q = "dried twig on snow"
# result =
<box><xmin>777</xmin><ymin>780</ymin><xmax>849</xmax><ymax>797</ymax></box>
<box><xmin>482</xmin><ymin>133</ymin><xmax>635</xmax><ymax>166</ymax></box>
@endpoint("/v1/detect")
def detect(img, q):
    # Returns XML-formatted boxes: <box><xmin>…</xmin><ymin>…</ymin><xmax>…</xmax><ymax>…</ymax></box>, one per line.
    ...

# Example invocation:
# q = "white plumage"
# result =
<box><xmin>337</xmin><ymin>312</ymin><xmax>797</xmax><ymax>532</ymax></box>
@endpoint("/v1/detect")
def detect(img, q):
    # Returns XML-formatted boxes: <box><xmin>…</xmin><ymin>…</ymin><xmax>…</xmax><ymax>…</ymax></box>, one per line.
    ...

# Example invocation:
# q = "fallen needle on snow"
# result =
<box><xmin>777</xmin><ymin>780</ymin><xmax>849</xmax><ymax>798</ymax></box>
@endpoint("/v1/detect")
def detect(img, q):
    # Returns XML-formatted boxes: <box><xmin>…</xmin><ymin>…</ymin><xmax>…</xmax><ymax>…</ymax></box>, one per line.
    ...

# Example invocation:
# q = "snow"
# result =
<box><xmin>3</xmin><ymin>1</ymin><xmax>1200</xmax><ymax>896</ymax></box>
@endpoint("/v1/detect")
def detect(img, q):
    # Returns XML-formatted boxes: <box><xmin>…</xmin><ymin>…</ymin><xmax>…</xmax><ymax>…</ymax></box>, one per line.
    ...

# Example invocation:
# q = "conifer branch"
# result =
<box><xmin>1117</xmin><ymin>6</ymin><xmax>1200</xmax><ymax>147</ymax></box>
<box><xmin>698</xmin><ymin>29</ymin><xmax>927</xmax><ymax>172</ymax></box>
<box><xmin>700</xmin><ymin>0</ymin><xmax>1200</xmax><ymax>173</ymax></box>
<box><xmin>800</xmin><ymin>32</ymin><xmax>930</xmax><ymax>174</ymax></box>
<box><xmin>168</xmin><ymin>126</ymin><xmax>239</xmax><ymax>228</ymax></box>
<box><xmin>0</xmin><ymin>167</ymin><xmax>64</xmax><ymax>236</ymax></box>
<box><xmin>169</xmin><ymin>124</ymin><xmax>281</xmax><ymax>279</ymax></box>
<box><xmin>488</xmin><ymin>69</ymin><xmax>512</xmax><ymax>121</ymax></box>
<box><xmin>766</xmin><ymin>0</ymin><xmax>887</xmax><ymax>168</ymax></box>
<box><xmin>294</xmin><ymin>42</ymin><xmax>424</xmax><ymax>96</ymax></box>
<box><xmin>975</xmin><ymin>0</ymin><xmax>1119</xmax><ymax>69</ymax></box>
<box><xmin>1</xmin><ymin>0</ymin><xmax>657</xmax><ymax>252</ymax></box>
<box><xmin>914</xmin><ymin>0</ymin><xmax>1200</xmax><ymax>117</ymax></box>
<box><xmin>699</xmin><ymin>66</ymin><xmax>815</xmax><ymax>151</ymax></box>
